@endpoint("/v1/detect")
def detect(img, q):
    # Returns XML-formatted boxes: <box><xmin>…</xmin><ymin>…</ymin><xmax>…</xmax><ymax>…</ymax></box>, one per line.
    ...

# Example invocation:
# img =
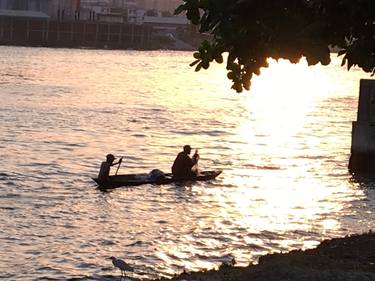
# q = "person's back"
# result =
<box><xmin>98</xmin><ymin>154</ymin><xmax>122</xmax><ymax>181</ymax></box>
<box><xmin>98</xmin><ymin>161</ymin><xmax>111</xmax><ymax>181</ymax></box>
<box><xmin>172</xmin><ymin>151</ymin><xmax>192</xmax><ymax>177</ymax></box>
<box><xmin>171</xmin><ymin>145</ymin><xmax>199</xmax><ymax>178</ymax></box>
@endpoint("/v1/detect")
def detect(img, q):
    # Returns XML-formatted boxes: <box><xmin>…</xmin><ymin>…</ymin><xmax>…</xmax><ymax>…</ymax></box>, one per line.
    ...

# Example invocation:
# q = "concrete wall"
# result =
<box><xmin>349</xmin><ymin>79</ymin><xmax>375</xmax><ymax>173</ymax></box>
<box><xmin>0</xmin><ymin>17</ymin><xmax>153</xmax><ymax>49</ymax></box>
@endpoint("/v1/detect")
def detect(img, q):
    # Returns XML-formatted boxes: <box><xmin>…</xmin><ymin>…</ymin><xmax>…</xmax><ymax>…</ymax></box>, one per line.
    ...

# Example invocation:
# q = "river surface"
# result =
<box><xmin>0</xmin><ymin>46</ymin><xmax>375</xmax><ymax>281</ymax></box>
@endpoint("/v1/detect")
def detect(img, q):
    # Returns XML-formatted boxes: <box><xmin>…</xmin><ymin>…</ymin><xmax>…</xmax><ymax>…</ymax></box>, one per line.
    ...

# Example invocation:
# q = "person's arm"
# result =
<box><xmin>192</xmin><ymin>150</ymin><xmax>199</xmax><ymax>165</ymax></box>
<box><xmin>187</xmin><ymin>156</ymin><xmax>198</xmax><ymax>168</ymax></box>
<box><xmin>111</xmin><ymin>157</ymin><xmax>123</xmax><ymax>166</ymax></box>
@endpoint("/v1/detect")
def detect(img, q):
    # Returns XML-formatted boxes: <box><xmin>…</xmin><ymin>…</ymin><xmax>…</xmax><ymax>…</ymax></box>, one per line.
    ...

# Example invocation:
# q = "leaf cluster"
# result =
<box><xmin>176</xmin><ymin>0</ymin><xmax>375</xmax><ymax>92</ymax></box>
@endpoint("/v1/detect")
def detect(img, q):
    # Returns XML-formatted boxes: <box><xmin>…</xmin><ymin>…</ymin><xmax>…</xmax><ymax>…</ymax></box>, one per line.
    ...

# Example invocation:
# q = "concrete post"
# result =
<box><xmin>107</xmin><ymin>23</ymin><xmax>110</xmax><ymax>42</ymax></box>
<box><xmin>0</xmin><ymin>18</ymin><xmax>4</xmax><ymax>40</ymax></box>
<box><xmin>131</xmin><ymin>24</ymin><xmax>134</xmax><ymax>45</ymax></box>
<box><xmin>45</xmin><ymin>20</ymin><xmax>49</xmax><ymax>41</ymax></box>
<box><xmin>119</xmin><ymin>24</ymin><xmax>122</xmax><ymax>44</ymax></box>
<box><xmin>349</xmin><ymin>79</ymin><xmax>375</xmax><ymax>173</ymax></box>
<box><xmin>83</xmin><ymin>22</ymin><xmax>86</xmax><ymax>43</ymax></box>
<box><xmin>71</xmin><ymin>22</ymin><xmax>74</xmax><ymax>41</ymax></box>
<box><xmin>10</xmin><ymin>17</ymin><xmax>13</xmax><ymax>41</ymax></box>
<box><xmin>57</xmin><ymin>21</ymin><xmax>60</xmax><ymax>41</ymax></box>
<box><xmin>95</xmin><ymin>22</ymin><xmax>98</xmax><ymax>43</ymax></box>
<box><xmin>27</xmin><ymin>19</ymin><xmax>30</xmax><ymax>41</ymax></box>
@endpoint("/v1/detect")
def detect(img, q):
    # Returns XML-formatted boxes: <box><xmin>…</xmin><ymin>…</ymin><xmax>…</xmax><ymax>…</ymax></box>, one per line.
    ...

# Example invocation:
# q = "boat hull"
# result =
<box><xmin>92</xmin><ymin>170</ymin><xmax>222</xmax><ymax>189</ymax></box>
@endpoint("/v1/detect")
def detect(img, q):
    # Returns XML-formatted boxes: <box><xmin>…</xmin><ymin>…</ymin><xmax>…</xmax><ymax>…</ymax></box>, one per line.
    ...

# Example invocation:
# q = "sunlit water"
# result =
<box><xmin>1</xmin><ymin>46</ymin><xmax>375</xmax><ymax>281</ymax></box>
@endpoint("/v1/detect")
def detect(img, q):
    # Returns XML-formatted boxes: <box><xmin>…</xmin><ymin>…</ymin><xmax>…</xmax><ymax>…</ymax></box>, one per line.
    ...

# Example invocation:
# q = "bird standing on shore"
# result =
<box><xmin>109</xmin><ymin>256</ymin><xmax>134</xmax><ymax>280</ymax></box>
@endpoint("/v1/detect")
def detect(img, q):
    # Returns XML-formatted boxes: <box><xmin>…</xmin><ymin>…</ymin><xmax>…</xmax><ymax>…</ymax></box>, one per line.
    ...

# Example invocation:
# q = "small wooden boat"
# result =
<box><xmin>92</xmin><ymin>170</ymin><xmax>222</xmax><ymax>189</ymax></box>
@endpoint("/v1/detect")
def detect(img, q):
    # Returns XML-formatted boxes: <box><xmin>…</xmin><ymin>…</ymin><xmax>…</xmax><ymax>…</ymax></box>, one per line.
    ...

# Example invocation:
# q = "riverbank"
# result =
<box><xmin>0</xmin><ymin>17</ymin><xmax>198</xmax><ymax>51</ymax></box>
<box><xmin>156</xmin><ymin>231</ymin><xmax>375</xmax><ymax>281</ymax></box>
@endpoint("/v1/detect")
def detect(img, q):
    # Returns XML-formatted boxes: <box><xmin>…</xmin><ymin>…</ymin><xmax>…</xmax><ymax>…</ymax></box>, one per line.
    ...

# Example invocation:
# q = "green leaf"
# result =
<box><xmin>190</xmin><ymin>59</ymin><xmax>201</xmax><ymax>67</ymax></box>
<box><xmin>243</xmin><ymin>79</ymin><xmax>251</xmax><ymax>91</ymax></box>
<box><xmin>337</xmin><ymin>49</ymin><xmax>346</xmax><ymax>56</ymax></box>
<box><xmin>215</xmin><ymin>54</ymin><xmax>224</xmax><ymax>63</ymax></box>
<box><xmin>341</xmin><ymin>56</ymin><xmax>346</xmax><ymax>67</ymax></box>
<box><xmin>306</xmin><ymin>55</ymin><xmax>320</xmax><ymax>66</ymax></box>
<box><xmin>347</xmin><ymin>60</ymin><xmax>354</xmax><ymax>71</ymax></box>
<box><xmin>195</xmin><ymin>62</ymin><xmax>203</xmax><ymax>71</ymax></box>
<box><xmin>179</xmin><ymin>0</ymin><xmax>375</xmax><ymax>92</ymax></box>
<box><xmin>199</xmin><ymin>0</ymin><xmax>209</xmax><ymax>9</ymax></box>
<box><xmin>193</xmin><ymin>52</ymin><xmax>201</xmax><ymax>59</ymax></box>
<box><xmin>231</xmin><ymin>82</ymin><xmax>243</xmax><ymax>93</ymax></box>
<box><xmin>174</xmin><ymin>4</ymin><xmax>186</xmax><ymax>15</ymax></box>
<box><xmin>186</xmin><ymin>8</ymin><xmax>201</xmax><ymax>25</ymax></box>
<box><xmin>202</xmin><ymin>40</ymin><xmax>211</xmax><ymax>50</ymax></box>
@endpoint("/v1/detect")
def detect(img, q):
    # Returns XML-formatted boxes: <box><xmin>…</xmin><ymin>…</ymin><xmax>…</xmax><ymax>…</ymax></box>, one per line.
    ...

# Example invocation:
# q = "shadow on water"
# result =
<box><xmin>168</xmin><ymin>182</ymin><xmax>195</xmax><ymax>200</ymax></box>
<box><xmin>65</xmin><ymin>275</ymin><xmax>123</xmax><ymax>281</ymax></box>
<box><xmin>350</xmin><ymin>172</ymin><xmax>375</xmax><ymax>189</ymax></box>
<box><xmin>96</xmin><ymin>185</ymin><xmax>137</xmax><ymax>193</ymax></box>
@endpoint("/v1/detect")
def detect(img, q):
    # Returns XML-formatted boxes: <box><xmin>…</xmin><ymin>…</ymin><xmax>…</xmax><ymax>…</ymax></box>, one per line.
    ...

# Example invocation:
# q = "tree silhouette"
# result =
<box><xmin>176</xmin><ymin>0</ymin><xmax>375</xmax><ymax>92</ymax></box>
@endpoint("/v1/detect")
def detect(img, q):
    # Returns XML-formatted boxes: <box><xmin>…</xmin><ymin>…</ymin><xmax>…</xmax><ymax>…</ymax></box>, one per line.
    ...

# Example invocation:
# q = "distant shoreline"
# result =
<box><xmin>0</xmin><ymin>42</ymin><xmax>195</xmax><ymax>52</ymax></box>
<box><xmin>0</xmin><ymin>18</ymin><xmax>198</xmax><ymax>52</ymax></box>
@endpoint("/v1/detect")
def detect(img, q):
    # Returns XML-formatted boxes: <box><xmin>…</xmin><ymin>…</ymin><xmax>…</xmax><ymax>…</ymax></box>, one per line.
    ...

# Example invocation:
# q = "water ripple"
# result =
<box><xmin>0</xmin><ymin>46</ymin><xmax>374</xmax><ymax>281</ymax></box>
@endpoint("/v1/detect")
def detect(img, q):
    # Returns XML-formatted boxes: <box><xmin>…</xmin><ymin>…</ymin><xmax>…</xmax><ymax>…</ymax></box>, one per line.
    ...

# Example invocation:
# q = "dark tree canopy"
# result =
<box><xmin>175</xmin><ymin>0</ymin><xmax>375</xmax><ymax>92</ymax></box>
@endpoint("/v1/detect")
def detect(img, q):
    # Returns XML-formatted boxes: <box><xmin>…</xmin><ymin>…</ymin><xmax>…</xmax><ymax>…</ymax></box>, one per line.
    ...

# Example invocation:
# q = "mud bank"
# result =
<box><xmin>157</xmin><ymin>232</ymin><xmax>375</xmax><ymax>281</ymax></box>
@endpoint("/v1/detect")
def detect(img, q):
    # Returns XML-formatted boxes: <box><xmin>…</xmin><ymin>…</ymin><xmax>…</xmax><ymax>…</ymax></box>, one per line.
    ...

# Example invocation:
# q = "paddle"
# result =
<box><xmin>115</xmin><ymin>157</ymin><xmax>123</xmax><ymax>175</ymax></box>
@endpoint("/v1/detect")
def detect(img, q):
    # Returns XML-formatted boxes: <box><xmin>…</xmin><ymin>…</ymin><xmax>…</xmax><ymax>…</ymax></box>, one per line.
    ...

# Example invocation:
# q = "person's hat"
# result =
<box><xmin>183</xmin><ymin>145</ymin><xmax>191</xmax><ymax>152</ymax></box>
<box><xmin>106</xmin><ymin>154</ymin><xmax>115</xmax><ymax>161</ymax></box>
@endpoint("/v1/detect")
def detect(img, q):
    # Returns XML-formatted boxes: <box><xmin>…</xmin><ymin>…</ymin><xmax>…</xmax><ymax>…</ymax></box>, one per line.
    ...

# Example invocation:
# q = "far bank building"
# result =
<box><xmin>0</xmin><ymin>0</ymin><xmax>49</xmax><ymax>13</ymax></box>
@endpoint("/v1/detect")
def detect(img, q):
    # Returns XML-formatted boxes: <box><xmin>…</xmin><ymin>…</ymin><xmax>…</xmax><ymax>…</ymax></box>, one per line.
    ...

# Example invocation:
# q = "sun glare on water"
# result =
<box><xmin>236</xmin><ymin>58</ymin><xmax>336</xmax><ymax>158</ymax></box>
<box><xmin>217</xmin><ymin>57</ymin><xmax>355</xmax><ymax>250</ymax></box>
<box><xmin>248</xmin><ymin>59</ymin><xmax>328</xmax><ymax>126</ymax></box>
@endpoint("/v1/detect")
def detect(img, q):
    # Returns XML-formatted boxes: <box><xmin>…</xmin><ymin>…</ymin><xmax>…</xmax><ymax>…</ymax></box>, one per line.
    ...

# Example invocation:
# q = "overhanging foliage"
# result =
<box><xmin>176</xmin><ymin>0</ymin><xmax>375</xmax><ymax>92</ymax></box>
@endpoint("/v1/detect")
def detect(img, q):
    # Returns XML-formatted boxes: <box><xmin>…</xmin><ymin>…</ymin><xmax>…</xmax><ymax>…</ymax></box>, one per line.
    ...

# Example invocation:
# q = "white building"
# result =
<box><xmin>80</xmin><ymin>0</ymin><xmax>135</xmax><ymax>9</ymax></box>
<box><xmin>0</xmin><ymin>0</ymin><xmax>50</xmax><ymax>20</ymax></box>
<box><xmin>131</xmin><ymin>8</ymin><xmax>145</xmax><ymax>24</ymax></box>
<box><xmin>0</xmin><ymin>0</ymin><xmax>49</xmax><ymax>13</ymax></box>
<box><xmin>114</xmin><ymin>0</ymin><xmax>137</xmax><ymax>8</ymax></box>
<box><xmin>142</xmin><ymin>14</ymin><xmax>188</xmax><ymax>35</ymax></box>
<box><xmin>79</xmin><ymin>0</ymin><xmax>141</xmax><ymax>23</ymax></box>
<box><xmin>137</xmin><ymin>0</ymin><xmax>181</xmax><ymax>13</ymax></box>
<box><xmin>48</xmin><ymin>0</ymin><xmax>80</xmax><ymax>20</ymax></box>
<box><xmin>80</xmin><ymin>0</ymin><xmax>112</xmax><ymax>9</ymax></box>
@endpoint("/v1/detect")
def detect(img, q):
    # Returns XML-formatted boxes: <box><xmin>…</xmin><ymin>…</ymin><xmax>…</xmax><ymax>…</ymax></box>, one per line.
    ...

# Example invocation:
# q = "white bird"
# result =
<box><xmin>109</xmin><ymin>256</ymin><xmax>134</xmax><ymax>280</ymax></box>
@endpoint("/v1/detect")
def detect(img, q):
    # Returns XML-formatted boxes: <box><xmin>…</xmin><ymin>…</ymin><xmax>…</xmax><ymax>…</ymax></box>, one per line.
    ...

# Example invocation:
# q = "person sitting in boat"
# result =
<box><xmin>171</xmin><ymin>145</ymin><xmax>199</xmax><ymax>178</ymax></box>
<box><xmin>98</xmin><ymin>154</ymin><xmax>123</xmax><ymax>181</ymax></box>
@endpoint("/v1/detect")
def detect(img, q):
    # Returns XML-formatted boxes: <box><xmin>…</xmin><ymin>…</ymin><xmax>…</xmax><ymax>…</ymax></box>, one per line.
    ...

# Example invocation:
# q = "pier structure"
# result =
<box><xmin>349</xmin><ymin>79</ymin><xmax>375</xmax><ymax>173</ymax></box>
<box><xmin>0</xmin><ymin>15</ymin><xmax>153</xmax><ymax>49</ymax></box>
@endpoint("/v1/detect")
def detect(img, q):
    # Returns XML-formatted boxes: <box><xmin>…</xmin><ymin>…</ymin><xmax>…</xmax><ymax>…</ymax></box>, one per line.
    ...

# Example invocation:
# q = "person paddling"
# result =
<box><xmin>98</xmin><ymin>154</ymin><xmax>123</xmax><ymax>181</ymax></box>
<box><xmin>171</xmin><ymin>145</ymin><xmax>199</xmax><ymax>178</ymax></box>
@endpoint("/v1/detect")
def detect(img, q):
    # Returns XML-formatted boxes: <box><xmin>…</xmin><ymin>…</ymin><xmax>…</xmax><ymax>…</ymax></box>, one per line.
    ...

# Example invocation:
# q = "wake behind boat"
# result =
<box><xmin>92</xmin><ymin>170</ymin><xmax>222</xmax><ymax>189</ymax></box>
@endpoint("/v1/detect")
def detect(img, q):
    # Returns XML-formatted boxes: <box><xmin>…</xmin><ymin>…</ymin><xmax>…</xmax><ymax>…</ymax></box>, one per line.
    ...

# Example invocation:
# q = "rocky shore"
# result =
<box><xmin>157</xmin><ymin>231</ymin><xmax>375</xmax><ymax>281</ymax></box>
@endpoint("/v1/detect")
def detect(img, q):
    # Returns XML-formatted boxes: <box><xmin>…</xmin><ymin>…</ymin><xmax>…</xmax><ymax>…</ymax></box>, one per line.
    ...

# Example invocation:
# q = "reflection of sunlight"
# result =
<box><xmin>225</xmin><ymin>183</ymin><xmax>343</xmax><ymax>233</ymax></box>
<box><xmin>198</xmin><ymin>182</ymin><xmax>345</xmax><ymax>257</ymax></box>
<box><xmin>321</xmin><ymin>219</ymin><xmax>339</xmax><ymax>230</ymax></box>
<box><xmin>228</xmin><ymin>56</ymin><xmax>346</xmax><ymax>166</ymax></box>
<box><xmin>207</xmin><ymin>57</ymin><xmax>364</xmax><ymax>255</ymax></box>
<box><xmin>238</xmin><ymin>58</ymin><xmax>331</xmax><ymax>154</ymax></box>
<box><xmin>253</xmin><ymin>58</ymin><xmax>330</xmax><ymax>95</ymax></box>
